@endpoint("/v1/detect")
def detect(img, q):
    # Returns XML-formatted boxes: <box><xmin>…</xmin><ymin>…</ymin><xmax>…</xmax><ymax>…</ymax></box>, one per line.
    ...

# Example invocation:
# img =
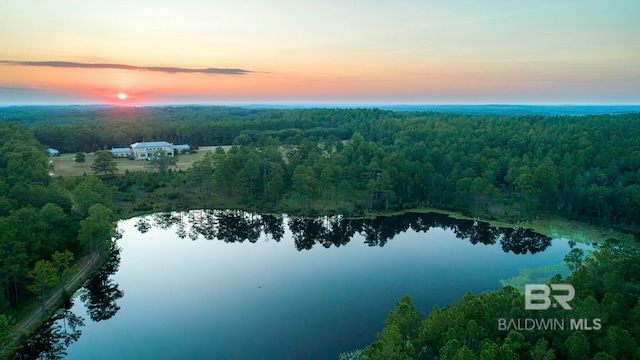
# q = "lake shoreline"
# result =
<box><xmin>366</xmin><ymin>207</ymin><xmax>633</xmax><ymax>245</ymax></box>
<box><xmin>3</xmin><ymin>254</ymin><xmax>106</xmax><ymax>359</ymax></box>
<box><xmin>13</xmin><ymin>211</ymin><xmax>586</xmax><ymax>359</ymax></box>
<box><xmin>117</xmin><ymin>202</ymin><xmax>633</xmax><ymax>246</ymax></box>
<box><xmin>9</xmin><ymin>202</ymin><xmax>632</xmax><ymax>359</ymax></box>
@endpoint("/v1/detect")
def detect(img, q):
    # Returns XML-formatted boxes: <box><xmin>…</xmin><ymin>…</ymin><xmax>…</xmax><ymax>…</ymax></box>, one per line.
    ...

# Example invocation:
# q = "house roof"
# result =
<box><xmin>111</xmin><ymin>147</ymin><xmax>133</xmax><ymax>153</ymax></box>
<box><xmin>130</xmin><ymin>141</ymin><xmax>173</xmax><ymax>148</ymax></box>
<box><xmin>46</xmin><ymin>148</ymin><xmax>59</xmax><ymax>154</ymax></box>
<box><xmin>174</xmin><ymin>144</ymin><xmax>190</xmax><ymax>150</ymax></box>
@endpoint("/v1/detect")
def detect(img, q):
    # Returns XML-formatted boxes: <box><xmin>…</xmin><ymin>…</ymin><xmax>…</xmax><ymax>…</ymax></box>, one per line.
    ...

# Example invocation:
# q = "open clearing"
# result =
<box><xmin>50</xmin><ymin>146</ymin><xmax>228</xmax><ymax>177</ymax></box>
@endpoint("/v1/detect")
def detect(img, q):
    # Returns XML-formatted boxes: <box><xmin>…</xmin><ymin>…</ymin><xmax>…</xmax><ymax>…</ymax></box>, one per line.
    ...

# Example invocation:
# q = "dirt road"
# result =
<box><xmin>3</xmin><ymin>254</ymin><xmax>100</xmax><ymax>355</ymax></box>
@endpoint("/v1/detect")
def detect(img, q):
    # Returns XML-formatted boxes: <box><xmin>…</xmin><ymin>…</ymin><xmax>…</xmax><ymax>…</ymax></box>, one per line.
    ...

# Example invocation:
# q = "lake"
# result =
<box><xmin>15</xmin><ymin>210</ymin><xmax>590</xmax><ymax>360</ymax></box>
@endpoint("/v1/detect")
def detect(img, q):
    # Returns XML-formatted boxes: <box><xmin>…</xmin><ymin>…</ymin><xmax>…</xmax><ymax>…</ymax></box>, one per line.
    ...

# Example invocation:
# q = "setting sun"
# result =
<box><xmin>118</xmin><ymin>93</ymin><xmax>127</xmax><ymax>100</ymax></box>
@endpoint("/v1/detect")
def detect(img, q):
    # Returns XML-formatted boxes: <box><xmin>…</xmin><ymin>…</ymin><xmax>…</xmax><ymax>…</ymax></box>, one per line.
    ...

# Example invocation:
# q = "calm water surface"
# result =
<box><xmin>17</xmin><ymin>211</ymin><xmax>589</xmax><ymax>360</ymax></box>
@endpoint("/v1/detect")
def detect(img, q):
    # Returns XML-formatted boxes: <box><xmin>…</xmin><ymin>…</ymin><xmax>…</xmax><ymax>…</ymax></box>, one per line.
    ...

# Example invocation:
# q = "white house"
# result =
<box><xmin>46</xmin><ymin>148</ymin><xmax>60</xmax><ymax>157</ymax></box>
<box><xmin>110</xmin><ymin>147</ymin><xmax>134</xmax><ymax>158</ymax></box>
<box><xmin>130</xmin><ymin>141</ymin><xmax>174</xmax><ymax>160</ymax></box>
<box><xmin>110</xmin><ymin>141</ymin><xmax>191</xmax><ymax>160</ymax></box>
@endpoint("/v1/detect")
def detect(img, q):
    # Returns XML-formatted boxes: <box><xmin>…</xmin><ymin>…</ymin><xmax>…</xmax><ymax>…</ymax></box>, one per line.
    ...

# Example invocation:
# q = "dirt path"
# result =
<box><xmin>6</xmin><ymin>254</ymin><xmax>100</xmax><ymax>349</ymax></box>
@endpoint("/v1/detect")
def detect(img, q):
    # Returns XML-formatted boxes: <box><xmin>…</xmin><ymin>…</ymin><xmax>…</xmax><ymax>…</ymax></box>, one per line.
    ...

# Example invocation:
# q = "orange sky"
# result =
<box><xmin>1</xmin><ymin>0</ymin><xmax>639</xmax><ymax>104</ymax></box>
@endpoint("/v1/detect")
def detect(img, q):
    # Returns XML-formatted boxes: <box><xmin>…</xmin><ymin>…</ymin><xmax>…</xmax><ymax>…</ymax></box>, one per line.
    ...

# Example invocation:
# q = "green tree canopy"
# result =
<box><xmin>91</xmin><ymin>151</ymin><xmax>117</xmax><ymax>176</ymax></box>
<box><xmin>147</xmin><ymin>149</ymin><xmax>177</xmax><ymax>178</ymax></box>
<box><xmin>27</xmin><ymin>260</ymin><xmax>58</xmax><ymax>317</ymax></box>
<box><xmin>75</xmin><ymin>151</ymin><xmax>86</xmax><ymax>167</ymax></box>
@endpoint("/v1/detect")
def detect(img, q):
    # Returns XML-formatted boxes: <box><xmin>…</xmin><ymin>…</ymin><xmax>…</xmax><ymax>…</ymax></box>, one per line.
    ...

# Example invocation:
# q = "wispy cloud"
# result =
<box><xmin>0</xmin><ymin>60</ymin><xmax>254</xmax><ymax>75</ymax></box>
<box><xmin>0</xmin><ymin>86</ymin><xmax>41</xmax><ymax>92</ymax></box>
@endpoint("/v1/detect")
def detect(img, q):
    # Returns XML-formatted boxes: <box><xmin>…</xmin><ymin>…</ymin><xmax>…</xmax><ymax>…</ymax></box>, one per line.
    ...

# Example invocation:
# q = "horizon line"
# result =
<box><xmin>2</xmin><ymin>103</ymin><xmax>640</xmax><ymax>107</ymax></box>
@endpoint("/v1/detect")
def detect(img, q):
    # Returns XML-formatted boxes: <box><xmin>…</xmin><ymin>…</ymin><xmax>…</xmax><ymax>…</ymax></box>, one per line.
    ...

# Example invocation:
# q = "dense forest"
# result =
<box><xmin>359</xmin><ymin>238</ymin><xmax>640</xmax><ymax>360</ymax></box>
<box><xmin>2</xmin><ymin>106</ymin><xmax>639</xmax><ymax>227</ymax></box>
<box><xmin>19</xmin><ymin>106</ymin><xmax>631</xmax><ymax>229</ymax></box>
<box><xmin>0</xmin><ymin>122</ymin><xmax>118</xmax><ymax>355</ymax></box>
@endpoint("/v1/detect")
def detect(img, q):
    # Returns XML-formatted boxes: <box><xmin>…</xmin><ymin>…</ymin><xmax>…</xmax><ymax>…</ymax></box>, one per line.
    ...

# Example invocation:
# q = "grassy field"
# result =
<box><xmin>49</xmin><ymin>146</ymin><xmax>229</xmax><ymax>177</ymax></box>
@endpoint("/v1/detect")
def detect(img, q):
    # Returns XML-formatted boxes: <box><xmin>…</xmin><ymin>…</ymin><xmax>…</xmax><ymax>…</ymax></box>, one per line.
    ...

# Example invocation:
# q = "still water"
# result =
<box><xmin>16</xmin><ymin>211</ymin><xmax>588</xmax><ymax>360</ymax></box>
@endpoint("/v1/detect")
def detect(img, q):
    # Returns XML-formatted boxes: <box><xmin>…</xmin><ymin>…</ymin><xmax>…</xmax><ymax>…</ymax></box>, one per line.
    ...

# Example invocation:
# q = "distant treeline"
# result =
<box><xmin>0</xmin><ymin>106</ymin><xmax>362</xmax><ymax>152</ymax></box>
<box><xmin>2</xmin><ymin>106</ymin><xmax>640</xmax><ymax>227</ymax></box>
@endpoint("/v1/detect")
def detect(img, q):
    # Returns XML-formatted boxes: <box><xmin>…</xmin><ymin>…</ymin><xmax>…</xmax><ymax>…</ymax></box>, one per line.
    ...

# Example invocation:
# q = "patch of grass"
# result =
<box><xmin>500</xmin><ymin>263</ymin><xmax>571</xmax><ymax>292</ymax></box>
<box><xmin>381</xmin><ymin>207</ymin><xmax>632</xmax><ymax>245</ymax></box>
<box><xmin>484</xmin><ymin>216</ymin><xmax>631</xmax><ymax>245</ymax></box>
<box><xmin>49</xmin><ymin>146</ymin><xmax>229</xmax><ymax>177</ymax></box>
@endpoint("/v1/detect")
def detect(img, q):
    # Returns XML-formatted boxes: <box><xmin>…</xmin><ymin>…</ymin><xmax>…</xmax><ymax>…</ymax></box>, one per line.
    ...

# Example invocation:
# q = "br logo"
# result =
<box><xmin>525</xmin><ymin>284</ymin><xmax>575</xmax><ymax>310</ymax></box>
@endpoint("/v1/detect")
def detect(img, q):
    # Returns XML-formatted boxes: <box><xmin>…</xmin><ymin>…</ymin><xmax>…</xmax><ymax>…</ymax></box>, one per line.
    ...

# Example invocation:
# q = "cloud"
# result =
<box><xmin>0</xmin><ymin>60</ymin><xmax>253</xmax><ymax>75</ymax></box>
<box><xmin>0</xmin><ymin>86</ymin><xmax>41</xmax><ymax>92</ymax></box>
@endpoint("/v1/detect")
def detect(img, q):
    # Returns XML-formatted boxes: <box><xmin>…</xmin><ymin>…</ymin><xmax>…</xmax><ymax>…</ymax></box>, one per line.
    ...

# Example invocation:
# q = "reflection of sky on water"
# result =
<box><xmin>56</xmin><ymin>212</ymin><xmax>585</xmax><ymax>360</ymax></box>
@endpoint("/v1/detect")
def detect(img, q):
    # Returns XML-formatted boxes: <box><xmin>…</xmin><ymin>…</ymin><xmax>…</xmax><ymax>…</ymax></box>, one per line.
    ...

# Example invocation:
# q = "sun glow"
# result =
<box><xmin>118</xmin><ymin>93</ymin><xmax>127</xmax><ymax>100</ymax></box>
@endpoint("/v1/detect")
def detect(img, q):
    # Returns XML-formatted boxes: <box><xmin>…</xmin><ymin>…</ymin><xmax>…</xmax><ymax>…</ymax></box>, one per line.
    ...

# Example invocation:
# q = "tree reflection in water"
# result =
<box><xmin>17</xmin><ymin>211</ymin><xmax>553</xmax><ymax>359</ymax></box>
<box><xmin>12</xmin><ymin>300</ymin><xmax>84</xmax><ymax>360</ymax></box>
<box><xmin>80</xmin><ymin>246</ymin><xmax>124</xmax><ymax>322</ymax></box>
<box><xmin>134</xmin><ymin>210</ymin><xmax>552</xmax><ymax>254</ymax></box>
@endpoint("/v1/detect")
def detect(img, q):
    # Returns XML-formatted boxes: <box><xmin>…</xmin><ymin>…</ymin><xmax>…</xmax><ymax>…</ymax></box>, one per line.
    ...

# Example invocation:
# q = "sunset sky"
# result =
<box><xmin>1</xmin><ymin>0</ymin><xmax>639</xmax><ymax>105</ymax></box>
